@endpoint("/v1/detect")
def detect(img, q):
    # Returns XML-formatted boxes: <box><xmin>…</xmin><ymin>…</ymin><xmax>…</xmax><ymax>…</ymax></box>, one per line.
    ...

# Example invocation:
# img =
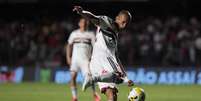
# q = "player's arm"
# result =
<box><xmin>66</xmin><ymin>43</ymin><xmax>73</xmax><ymax>66</ymax></box>
<box><xmin>66</xmin><ymin>31</ymin><xmax>75</xmax><ymax>66</ymax></box>
<box><xmin>115</xmin><ymin>50</ymin><xmax>134</xmax><ymax>86</ymax></box>
<box><xmin>73</xmin><ymin>6</ymin><xmax>100</xmax><ymax>25</ymax></box>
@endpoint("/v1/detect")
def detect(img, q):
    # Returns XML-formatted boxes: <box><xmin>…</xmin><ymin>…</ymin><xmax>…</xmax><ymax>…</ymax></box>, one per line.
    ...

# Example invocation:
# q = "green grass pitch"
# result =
<box><xmin>0</xmin><ymin>83</ymin><xmax>201</xmax><ymax>101</ymax></box>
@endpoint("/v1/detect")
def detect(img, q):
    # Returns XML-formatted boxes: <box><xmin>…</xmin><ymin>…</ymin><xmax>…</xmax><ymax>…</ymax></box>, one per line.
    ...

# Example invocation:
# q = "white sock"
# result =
<box><xmin>71</xmin><ymin>87</ymin><xmax>77</xmax><ymax>98</ymax></box>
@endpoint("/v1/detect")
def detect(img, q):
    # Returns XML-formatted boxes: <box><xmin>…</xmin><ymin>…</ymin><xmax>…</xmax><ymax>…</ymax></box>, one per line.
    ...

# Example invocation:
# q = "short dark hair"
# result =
<box><xmin>79</xmin><ymin>17</ymin><xmax>89</xmax><ymax>24</ymax></box>
<box><xmin>118</xmin><ymin>10</ymin><xmax>132</xmax><ymax>23</ymax></box>
<box><xmin>80</xmin><ymin>17</ymin><xmax>87</xmax><ymax>21</ymax></box>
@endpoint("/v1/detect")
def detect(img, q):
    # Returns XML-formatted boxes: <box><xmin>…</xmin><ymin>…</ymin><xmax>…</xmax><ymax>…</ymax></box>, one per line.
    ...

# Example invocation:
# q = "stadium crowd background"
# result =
<box><xmin>0</xmin><ymin>1</ymin><xmax>201</xmax><ymax>68</ymax></box>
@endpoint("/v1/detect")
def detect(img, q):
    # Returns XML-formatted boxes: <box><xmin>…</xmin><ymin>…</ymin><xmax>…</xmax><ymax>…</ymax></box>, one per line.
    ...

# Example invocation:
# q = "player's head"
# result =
<box><xmin>78</xmin><ymin>17</ymin><xmax>89</xmax><ymax>30</ymax></box>
<box><xmin>115</xmin><ymin>10</ymin><xmax>132</xmax><ymax>30</ymax></box>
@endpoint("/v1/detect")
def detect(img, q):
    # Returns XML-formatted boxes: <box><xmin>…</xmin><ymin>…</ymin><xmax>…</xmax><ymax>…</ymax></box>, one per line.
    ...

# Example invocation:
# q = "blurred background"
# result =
<box><xmin>0</xmin><ymin>0</ymin><xmax>201</xmax><ymax>85</ymax></box>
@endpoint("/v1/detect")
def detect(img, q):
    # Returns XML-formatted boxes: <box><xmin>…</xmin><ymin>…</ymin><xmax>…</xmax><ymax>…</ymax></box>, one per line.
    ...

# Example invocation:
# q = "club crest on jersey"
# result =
<box><xmin>101</xmin><ymin>69</ymin><xmax>108</xmax><ymax>74</ymax></box>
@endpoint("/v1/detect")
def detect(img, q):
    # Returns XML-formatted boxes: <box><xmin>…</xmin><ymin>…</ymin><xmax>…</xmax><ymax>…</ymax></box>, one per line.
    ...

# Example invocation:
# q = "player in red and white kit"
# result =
<box><xmin>73</xmin><ymin>6</ymin><xmax>134</xmax><ymax>101</ymax></box>
<box><xmin>66</xmin><ymin>18</ymin><xmax>100</xmax><ymax>101</ymax></box>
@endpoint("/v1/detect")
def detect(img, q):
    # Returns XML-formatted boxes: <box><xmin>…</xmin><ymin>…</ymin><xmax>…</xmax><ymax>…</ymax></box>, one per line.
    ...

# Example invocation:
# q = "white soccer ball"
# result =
<box><xmin>128</xmin><ymin>87</ymin><xmax>145</xmax><ymax>101</ymax></box>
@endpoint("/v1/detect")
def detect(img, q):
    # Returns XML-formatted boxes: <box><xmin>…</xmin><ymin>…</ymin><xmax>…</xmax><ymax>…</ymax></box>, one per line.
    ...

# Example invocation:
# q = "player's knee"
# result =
<box><xmin>105</xmin><ymin>88</ymin><xmax>118</xmax><ymax>101</ymax></box>
<box><xmin>70</xmin><ymin>72</ymin><xmax>77</xmax><ymax>80</ymax></box>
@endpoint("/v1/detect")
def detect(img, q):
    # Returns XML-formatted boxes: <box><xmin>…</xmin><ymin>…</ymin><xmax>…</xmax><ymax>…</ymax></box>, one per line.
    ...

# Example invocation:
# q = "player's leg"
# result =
<box><xmin>70</xmin><ymin>71</ymin><xmax>78</xmax><ymax>101</ymax></box>
<box><xmin>92</xmin><ymin>56</ymin><xmax>124</xmax><ymax>84</ymax></box>
<box><xmin>83</xmin><ymin>73</ymin><xmax>123</xmax><ymax>92</ymax></box>
<box><xmin>80</xmin><ymin>61</ymin><xmax>101</xmax><ymax>101</ymax></box>
<box><xmin>82</xmin><ymin>60</ymin><xmax>123</xmax><ymax>91</ymax></box>
<box><xmin>92</xmin><ymin>83</ymin><xmax>101</xmax><ymax>101</ymax></box>
<box><xmin>98</xmin><ymin>82</ymin><xmax>118</xmax><ymax>101</ymax></box>
<box><xmin>69</xmin><ymin>63</ymin><xmax>79</xmax><ymax>101</ymax></box>
<box><xmin>93</xmin><ymin>72</ymin><xmax>123</xmax><ymax>83</ymax></box>
<box><xmin>105</xmin><ymin>88</ymin><xmax>117</xmax><ymax>101</ymax></box>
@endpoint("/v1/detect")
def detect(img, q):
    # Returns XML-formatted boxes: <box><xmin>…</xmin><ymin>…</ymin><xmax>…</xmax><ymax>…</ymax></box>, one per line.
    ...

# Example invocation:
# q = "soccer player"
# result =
<box><xmin>66</xmin><ymin>17</ymin><xmax>100</xmax><ymax>101</ymax></box>
<box><xmin>73</xmin><ymin>6</ymin><xmax>134</xmax><ymax>101</ymax></box>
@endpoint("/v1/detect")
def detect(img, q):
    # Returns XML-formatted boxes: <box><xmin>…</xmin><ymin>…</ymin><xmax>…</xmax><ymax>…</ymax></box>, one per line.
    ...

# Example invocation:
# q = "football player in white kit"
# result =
<box><xmin>66</xmin><ymin>18</ymin><xmax>100</xmax><ymax>101</ymax></box>
<box><xmin>73</xmin><ymin>6</ymin><xmax>134</xmax><ymax>101</ymax></box>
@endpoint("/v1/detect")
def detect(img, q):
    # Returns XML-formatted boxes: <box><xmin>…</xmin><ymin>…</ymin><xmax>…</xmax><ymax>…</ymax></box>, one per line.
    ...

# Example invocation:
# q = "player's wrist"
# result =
<box><xmin>123</xmin><ymin>76</ymin><xmax>129</xmax><ymax>83</ymax></box>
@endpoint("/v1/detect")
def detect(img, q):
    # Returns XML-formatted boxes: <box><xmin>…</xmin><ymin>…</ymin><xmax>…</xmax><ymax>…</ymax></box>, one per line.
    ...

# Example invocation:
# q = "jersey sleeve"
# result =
<box><xmin>98</xmin><ymin>16</ymin><xmax>114</xmax><ymax>30</ymax></box>
<box><xmin>68</xmin><ymin>32</ymin><xmax>75</xmax><ymax>44</ymax></box>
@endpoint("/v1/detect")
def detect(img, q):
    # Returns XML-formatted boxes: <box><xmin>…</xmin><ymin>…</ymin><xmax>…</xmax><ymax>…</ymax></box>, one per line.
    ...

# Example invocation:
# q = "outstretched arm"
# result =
<box><xmin>73</xmin><ymin>6</ymin><xmax>100</xmax><ymax>25</ymax></box>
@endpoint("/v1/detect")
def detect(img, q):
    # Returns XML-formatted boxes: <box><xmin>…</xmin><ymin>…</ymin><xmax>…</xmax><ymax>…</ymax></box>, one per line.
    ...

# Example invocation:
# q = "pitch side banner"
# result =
<box><xmin>54</xmin><ymin>67</ymin><xmax>201</xmax><ymax>85</ymax></box>
<box><xmin>0</xmin><ymin>66</ymin><xmax>24</xmax><ymax>83</ymax></box>
<box><xmin>126</xmin><ymin>67</ymin><xmax>201</xmax><ymax>85</ymax></box>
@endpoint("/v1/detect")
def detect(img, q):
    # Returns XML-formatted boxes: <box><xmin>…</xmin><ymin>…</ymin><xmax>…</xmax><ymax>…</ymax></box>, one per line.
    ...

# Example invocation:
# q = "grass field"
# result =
<box><xmin>0</xmin><ymin>83</ymin><xmax>201</xmax><ymax>101</ymax></box>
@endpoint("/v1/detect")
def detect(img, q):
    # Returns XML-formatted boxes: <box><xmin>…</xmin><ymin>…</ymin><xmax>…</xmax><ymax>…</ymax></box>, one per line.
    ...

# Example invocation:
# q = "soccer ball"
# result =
<box><xmin>128</xmin><ymin>87</ymin><xmax>145</xmax><ymax>101</ymax></box>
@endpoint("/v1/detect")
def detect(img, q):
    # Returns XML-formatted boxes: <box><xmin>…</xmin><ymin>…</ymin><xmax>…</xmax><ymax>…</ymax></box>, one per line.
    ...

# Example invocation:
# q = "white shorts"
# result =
<box><xmin>70</xmin><ymin>60</ymin><xmax>90</xmax><ymax>77</ymax></box>
<box><xmin>90</xmin><ymin>54</ymin><xmax>119</xmax><ymax>93</ymax></box>
<box><xmin>97</xmin><ymin>82</ymin><xmax>118</xmax><ymax>93</ymax></box>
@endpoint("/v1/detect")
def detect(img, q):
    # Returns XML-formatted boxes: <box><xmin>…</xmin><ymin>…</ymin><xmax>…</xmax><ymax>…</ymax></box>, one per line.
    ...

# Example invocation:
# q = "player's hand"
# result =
<box><xmin>73</xmin><ymin>6</ymin><xmax>83</xmax><ymax>14</ymax></box>
<box><xmin>127</xmin><ymin>80</ymin><xmax>134</xmax><ymax>87</ymax></box>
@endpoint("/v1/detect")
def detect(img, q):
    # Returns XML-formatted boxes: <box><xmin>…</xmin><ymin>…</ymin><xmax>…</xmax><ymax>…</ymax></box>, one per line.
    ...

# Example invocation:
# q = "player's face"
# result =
<box><xmin>78</xmin><ymin>18</ymin><xmax>88</xmax><ymax>29</ymax></box>
<box><xmin>116</xmin><ymin>14</ymin><xmax>129</xmax><ymax>29</ymax></box>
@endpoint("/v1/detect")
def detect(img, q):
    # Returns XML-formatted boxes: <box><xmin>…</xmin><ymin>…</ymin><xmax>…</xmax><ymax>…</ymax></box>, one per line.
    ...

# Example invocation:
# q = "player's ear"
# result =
<box><xmin>116</xmin><ymin>15</ymin><xmax>119</xmax><ymax>21</ymax></box>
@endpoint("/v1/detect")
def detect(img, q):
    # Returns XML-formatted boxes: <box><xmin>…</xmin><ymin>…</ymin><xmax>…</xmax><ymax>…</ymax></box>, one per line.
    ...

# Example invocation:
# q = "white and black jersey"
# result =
<box><xmin>68</xmin><ymin>29</ymin><xmax>95</xmax><ymax>76</ymax></box>
<box><xmin>68</xmin><ymin>29</ymin><xmax>95</xmax><ymax>61</ymax></box>
<box><xmin>90</xmin><ymin>16</ymin><xmax>121</xmax><ymax>77</ymax></box>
